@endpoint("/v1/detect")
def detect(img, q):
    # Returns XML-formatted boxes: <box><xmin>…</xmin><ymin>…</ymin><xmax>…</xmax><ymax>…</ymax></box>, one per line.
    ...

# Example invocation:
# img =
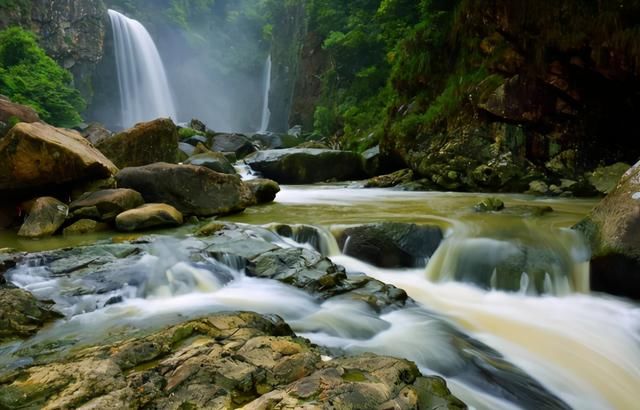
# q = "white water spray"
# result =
<box><xmin>258</xmin><ymin>55</ymin><xmax>272</xmax><ymax>133</ymax></box>
<box><xmin>108</xmin><ymin>9</ymin><xmax>177</xmax><ymax>128</ymax></box>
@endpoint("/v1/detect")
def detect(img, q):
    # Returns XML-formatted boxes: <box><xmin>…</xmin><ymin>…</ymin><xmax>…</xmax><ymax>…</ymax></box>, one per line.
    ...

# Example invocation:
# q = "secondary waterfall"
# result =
<box><xmin>108</xmin><ymin>9</ymin><xmax>177</xmax><ymax>128</ymax></box>
<box><xmin>258</xmin><ymin>55</ymin><xmax>272</xmax><ymax>133</ymax></box>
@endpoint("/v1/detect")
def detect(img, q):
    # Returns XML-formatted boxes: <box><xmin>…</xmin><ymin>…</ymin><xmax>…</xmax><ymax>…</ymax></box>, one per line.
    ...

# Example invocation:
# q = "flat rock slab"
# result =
<box><xmin>0</xmin><ymin>123</ymin><xmax>118</xmax><ymax>191</ymax></box>
<box><xmin>70</xmin><ymin>188</ymin><xmax>144</xmax><ymax>221</ymax></box>
<box><xmin>17</xmin><ymin>197</ymin><xmax>69</xmax><ymax>238</ymax></box>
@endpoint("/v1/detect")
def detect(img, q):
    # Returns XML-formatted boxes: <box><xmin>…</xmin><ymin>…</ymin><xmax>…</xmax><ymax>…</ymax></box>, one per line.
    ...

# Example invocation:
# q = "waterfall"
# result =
<box><xmin>108</xmin><ymin>9</ymin><xmax>177</xmax><ymax>128</ymax></box>
<box><xmin>258</xmin><ymin>55</ymin><xmax>272</xmax><ymax>133</ymax></box>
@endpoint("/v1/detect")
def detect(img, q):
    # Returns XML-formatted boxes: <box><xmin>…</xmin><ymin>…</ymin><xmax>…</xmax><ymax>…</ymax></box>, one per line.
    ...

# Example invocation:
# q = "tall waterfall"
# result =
<box><xmin>258</xmin><ymin>55</ymin><xmax>272</xmax><ymax>133</ymax></box>
<box><xmin>108</xmin><ymin>9</ymin><xmax>177</xmax><ymax>128</ymax></box>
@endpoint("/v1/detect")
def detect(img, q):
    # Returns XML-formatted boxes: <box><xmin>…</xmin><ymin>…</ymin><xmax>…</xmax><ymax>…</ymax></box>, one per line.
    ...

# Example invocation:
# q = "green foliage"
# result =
<box><xmin>178</xmin><ymin>127</ymin><xmax>203</xmax><ymax>140</ymax></box>
<box><xmin>0</xmin><ymin>27</ymin><xmax>85</xmax><ymax>127</ymax></box>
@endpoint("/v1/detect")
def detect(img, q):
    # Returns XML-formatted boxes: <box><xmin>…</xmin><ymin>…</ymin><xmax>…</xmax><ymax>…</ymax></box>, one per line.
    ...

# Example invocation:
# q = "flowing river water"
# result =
<box><xmin>2</xmin><ymin>185</ymin><xmax>639</xmax><ymax>409</ymax></box>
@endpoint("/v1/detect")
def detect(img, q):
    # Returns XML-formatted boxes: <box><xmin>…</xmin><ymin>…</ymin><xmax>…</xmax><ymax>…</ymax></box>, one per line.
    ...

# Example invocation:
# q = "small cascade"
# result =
<box><xmin>258</xmin><ymin>55</ymin><xmax>272</xmax><ymax>133</ymax></box>
<box><xmin>108</xmin><ymin>9</ymin><xmax>178</xmax><ymax>128</ymax></box>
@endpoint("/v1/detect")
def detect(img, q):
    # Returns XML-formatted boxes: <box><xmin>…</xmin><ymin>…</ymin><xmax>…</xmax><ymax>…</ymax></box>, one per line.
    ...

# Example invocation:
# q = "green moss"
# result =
<box><xmin>0</xmin><ymin>27</ymin><xmax>85</xmax><ymax>127</ymax></box>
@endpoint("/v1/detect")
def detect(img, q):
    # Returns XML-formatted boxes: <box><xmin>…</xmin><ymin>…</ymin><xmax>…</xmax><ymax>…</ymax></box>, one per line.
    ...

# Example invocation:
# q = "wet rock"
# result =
<box><xmin>0</xmin><ymin>311</ymin><xmax>462</xmax><ymax>409</ymax></box>
<box><xmin>500</xmin><ymin>205</ymin><xmax>554</xmax><ymax>217</ymax></box>
<box><xmin>116</xmin><ymin>163</ymin><xmax>252</xmax><ymax>216</ymax></box>
<box><xmin>189</xmin><ymin>118</ymin><xmax>207</xmax><ymax>133</ymax></box>
<box><xmin>527</xmin><ymin>180</ymin><xmax>550</xmax><ymax>195</ymax></box>
<box><xmin>574</xmin><ymin>160</ymin><xmax>640</xmax><ymax>299</ymax></box>
<box><xmin>63</xmin><ymin>219</ymin><xmax>110</xmax><ymax>236</ymax></box>
<box><xmin>364</xmin><ymin>168</ymin><xmax>414</xmax><ymax>188</ymax></box>
<box><xmin>0</xmin><ymin>123</ymin><xmax>118</xmax><ymax>192</ymax></box>
<box><xmin>0</xmin><ymin>288</ymin><xmax>60</xmax><ymax>343</ymax></box>
<box><xmin>210</xmin><ymin>133</ymin><xmax>257</xmax><ymax>158</ymax></box>
<box><xmin>336</xmin><ymin>223</ymin><xmax>443</xmax><ymax>268</ymax></box>
<box><xmin>17</xmin><ymin>197</ymin><xmax>68</xmax><ymax>238</ymax></box>
<box><xmin>184</xmin><ymin>152</ymin><xmax>236</xmax><ymax>175</ymax></box>
<box><xmin>250</xmin><ymin>133</ymin><xmax>303</xmax><ymax>150</ymax></box>
<box><xmin>244</xmin><ymin>178</ymin><xmax>281</xmax><ymax>205</ymax></box>
<box><xmin>587</xmin><ymin>162</ymin><xmax>631</xmax><ymax>195</ymax></box>
<box><xmin>362</xmin><ymin>145</ymin><xmax>382</xmax><ymax>176</ymax></box>
<box><xmin>81</xmin><ymin>123</ymin><xmax>112</xmax><ymax>145</ymax></box>
<box><xmin>96</xmin><ymin>118</ymin><xmax>179</xmax><ymax>168</ymax></box>
<box><xmin>115</xmin><ymin>204</ymin><xmax>184</xmax><ymax>232</ymax></box>
<box><xmin>69</xmin><ymin>189</ymin><xmax>144</xmax><ymax>221</ymax></box>
<box><xmin>245</xmin><ymin>149</ymin><xmax>366</xmax><ymax>184</ymax></box>
<box><xmin>474</xmin><ymin>197</ymin><xmax>505</xmax><ymax>212</ymax></box>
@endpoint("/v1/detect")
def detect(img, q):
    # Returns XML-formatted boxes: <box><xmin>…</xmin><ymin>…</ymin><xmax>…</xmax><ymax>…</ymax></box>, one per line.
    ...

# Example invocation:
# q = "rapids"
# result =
<box><xmin>2</xmin><ymin>186</ymin><xmax>639</xmax><ymax>409</ymax></box>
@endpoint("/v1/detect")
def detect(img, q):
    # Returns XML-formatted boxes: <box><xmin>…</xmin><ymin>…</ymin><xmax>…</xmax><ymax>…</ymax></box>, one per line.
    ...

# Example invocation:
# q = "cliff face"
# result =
<box><xmin>0</xmin><ymin>0</ymin><xmax>107</xmax><ymax>104</ymax></box>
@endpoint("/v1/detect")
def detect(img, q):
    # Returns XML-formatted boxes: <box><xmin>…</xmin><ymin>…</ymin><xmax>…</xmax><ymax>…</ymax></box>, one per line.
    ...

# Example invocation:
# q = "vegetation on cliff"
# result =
<box><xmin>0</xmin><ymin>27</ymin><xmax>85</xmax><ymax>127</ymax></box>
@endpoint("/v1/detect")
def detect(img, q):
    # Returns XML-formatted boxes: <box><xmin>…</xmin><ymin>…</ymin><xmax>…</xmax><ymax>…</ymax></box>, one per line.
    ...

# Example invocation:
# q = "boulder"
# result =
<box><xmin>474</xmin><ymin>197</ymin><xmax>505</xmax><ymax>212</ymax></box>
<box><xmin>244</xmin><ymin>178</ymin><xmax>281</xmax><ymax>205</ymax></box>
<box><xmin>587</xmin><ymin>162</ymin><xmax>631</xmax><ymax>195</ymax></box>
<box><xmin>0</xmin><ymin>98</ymin><xmax>40</xmax><ymax>130</ymax></box>
<box><xmin>362</xmin><ymin>145</ymin><xmax>382</xmax><ymax>176</ymax></box>
<box><xmin>250</xmin><ymin>132</ymin><xmax>303</xmax><ymax>149</ymax></box>
<box><xmin>184</xmin><ymin>152</ymin><xmax>237</xmax><ymax>175</ymax></box>
<box><xmin>69</xmin><ymin>188</ymin><xmax>144</xmax><ymax>221</ymax></box>
<box><xmin>115</xmin><ymin>163</ymin><xmax>252</xmax><ymax>216</ymax></box>
<box><xmin>81</xmin><ymin>123</ymin><xmax>112</xmax><ymax>145</ymax></box>
<box><xmin>336</xmin><ymin>223</ymin><xmax>443</xmax><ymax>268</ymax></box>
<box><xmin>245</xmin><ymin>149</ymin><xmax>366</xmax><ymax>184</ymax></box>
<box><xmin>17</xmin><ymin>197</ymin><xmax>69</xmax><ymax>238</ymax></box>
<box><xmin>63</xmin><ymin>219</ymin><xmax>110</xmax><ymax>236</ymax></box>
<box><xmin>210</xmin><ymin>133</ymin><xmax>256</xmax><ymax>158</ymax></box>
<box><xmin>0</xmin><ymin>123</ymin><xmax>118</xmax><ymax>191</ymax></box>
<box><xmin>96</xmin><ymin>118</ymin><xmax>179</xmax><ymax>168</ymax></box>
<box><xmin>574</xmin><ymin>160</ymin><xmax>640</xmax><ymax>299</ymax></box>
<box><xmin>115</xmin><ymin>204</ymin><xmax>183</xmax><ymax>232</ymax></box>
<box><xmin>188</xmin><ymin>118</ymin><xmax>206</xmax><ymax>133</ymax></box>
<box><xmin>0</xmin><ymin>288</ymin><xmax>60</xmax><ymax>343</ymax></box>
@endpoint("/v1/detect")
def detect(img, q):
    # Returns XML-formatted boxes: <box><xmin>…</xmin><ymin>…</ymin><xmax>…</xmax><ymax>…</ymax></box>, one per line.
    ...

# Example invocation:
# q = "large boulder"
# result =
<box><xmin>0</xmin><ymin>123</ymin><xmax>118</xmax><ymax>192</ymax></box>
<box><xmin>96</xmin><ymin>118</ymin><xmax>179</xmax><ymax>168</ymax></box>
<box><xmin>336</xmin><ymin>223</ymin><xmax>443</xmax><ymax>268</ymax></box>
<box><xmin>115</xmin><ymin>204</ymin><xmax>184</xmax><ymax>232</ymax></box>
<box><xmin>17</xmin><ymin>197</ymin><xmax>69</xmax><ymax>238</ymax></box>
<box><xmin>69</xmin><ymin>188</ymin><xmax>144</xmax><ymax>221</ymax></box>
<box><xmin>575</xmin><ymin>160</ymin><xmax>640</xmax><ymax>299</ymax></box>
<box><xmin>183</xmin><ymin>152</ymin><xmax>237</xmax><ymax>175</ymax></box>
<box><xmin>81</xmin><ymin>122</ymin><xmax>112</xmax><ymax>145</ymax></box>
<box><xmin>245</xmin><ymin>149</ymin><xmax>366</xmax><ymax>184</ymax></box>
<box><xmin>115</xmin><ymin>163</ymin><xmax>252</xmax><ymax>216</ymax></box>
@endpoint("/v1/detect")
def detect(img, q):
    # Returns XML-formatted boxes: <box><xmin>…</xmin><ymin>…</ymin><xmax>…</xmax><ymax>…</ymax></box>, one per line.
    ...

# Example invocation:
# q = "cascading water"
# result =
<box><xmin>258</xmin><ymin>55</ymin><xmax>272</xmax><ymax>133</ymax></box>
<box><xmin>108</xmin><ymin>9</ymin><xmax>178</xmax><ymax>128</ymax></box>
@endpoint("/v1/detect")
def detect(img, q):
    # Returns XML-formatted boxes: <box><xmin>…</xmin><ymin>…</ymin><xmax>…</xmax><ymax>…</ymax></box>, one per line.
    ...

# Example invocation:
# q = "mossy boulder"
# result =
<box><xmin>62</xmin><ymin>219</ymin><xmax>110</xmax><ymax>236</ymax></box>
<box><xmin>184</xmin><ymin>152</ymin><xmax>237</xmax><ymax>175</ymax></box>
<box><xmin>69</xmin><ymin>188</ymin><xmax>144</xmax><ymax>221</ymax></box>
<box><xmin>96</xmin><ymin>118</ymin><xmax>179</xmax><ymax>168</ymax></box>
<box><xmin>587</xmin><ymin>162</ymin><xmax>631</xmax><ymax>195</ymax></box>
<box><xmin>0</xmin><ymin>287</ymin><xmax>60</xmax><ymax>343</ymax></box>
<box><xmin>574</xmin><ymin>160</ymin><xmax>640</xmax><ymax>299</ymax></box>
<box><xmin>115</xmin><ymin>203</ymin><xmax>184</xmax><ymax>232</ymax></box>
<box><xmin>115</xmin><ymin>163</ymin><xmax>252</xmax><ymax>217</ymax></box>
<box><xmin>245</xmin><ymin>149</ymin><xmax>366</xmax><ymax>184</ymax></box>
<box><xmin>244</xmin><ymin>178</ymin><xmax>281</xmax><ymax>205</ymax></box>
<box><xmin>210</xmin><ymin>133</ymin><xmax>256</xmax><ymax>158</ymax></box>
<box><xmin>0</xmin><ymin>123</ymin><xmax>118</xmax><ymax>192</ymax></box>
<box><xmin>17</xmin><ymin>197</ymin><xmax>68</xmax><ymax>238</ymax></box>
<box><xmin>364</xmin><ymin>168</ymin><xmax>414</xmax><ymax>188</ymax></box>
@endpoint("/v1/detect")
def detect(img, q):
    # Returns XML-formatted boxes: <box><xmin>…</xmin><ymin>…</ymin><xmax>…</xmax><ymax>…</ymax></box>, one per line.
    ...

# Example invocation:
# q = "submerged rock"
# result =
<box><xmin>0</xmin><ymin>311</ymin><xmax>464</xmax><ymax>409</ymax></box>
<box><xmin>474</xmin><ymin>197</ymin><xmax>505</xmax><ymax>212</ymax></box>
<box><xmin>245</xmin><ymin>149</ymin><xmax>366</xmax><ymax>184</ymax></box>
<box><xmin>17</xmin><ymin>197</ymin><xmax>68</xmax><ymax>238</ymax></box>
<box><xmin>184</xmin><ymin>152</ymin><xmax>237</xmax><ymax>175</ymax></box>
<box><xmin>575</xmin><ymin>160</ymin><xmax>640</xmax><ymax>299</ymax></box>
<box><xmin>336</xmin><ymin>223</ymin><xmax>443</xmax><ymax>268</ymax></box>
<box><xmin>115</xmin><ymin>204</ymin><xmax>184</xmax><ymax>232</ymax></box>
<box><xmin>69</xmin><ymin>188</ymin><xmax>144</xmax><ymax>221</ymax></box>
<box><xmin>116</xmin><ymin>163</ymin><xmax>252</xmax><ymax>216</ymax></box>
<box><xmin>0</xmin><ymin>287</ymin><xmax>60</xmax><ymax>343</ymax></box>
<box><xmin>96</xmin><ymin>118</ymin><xmax>179</xmax><ymax>168</ymax></box>
<box><xmin>244</xmin><ymin>178</ymin><xmax>281</xmax><ymax>205</ymax></box>
<box><xmin>0</xmin><ymin>123</ymin><xmax>118</xmax><ymax>192</ymax></box>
